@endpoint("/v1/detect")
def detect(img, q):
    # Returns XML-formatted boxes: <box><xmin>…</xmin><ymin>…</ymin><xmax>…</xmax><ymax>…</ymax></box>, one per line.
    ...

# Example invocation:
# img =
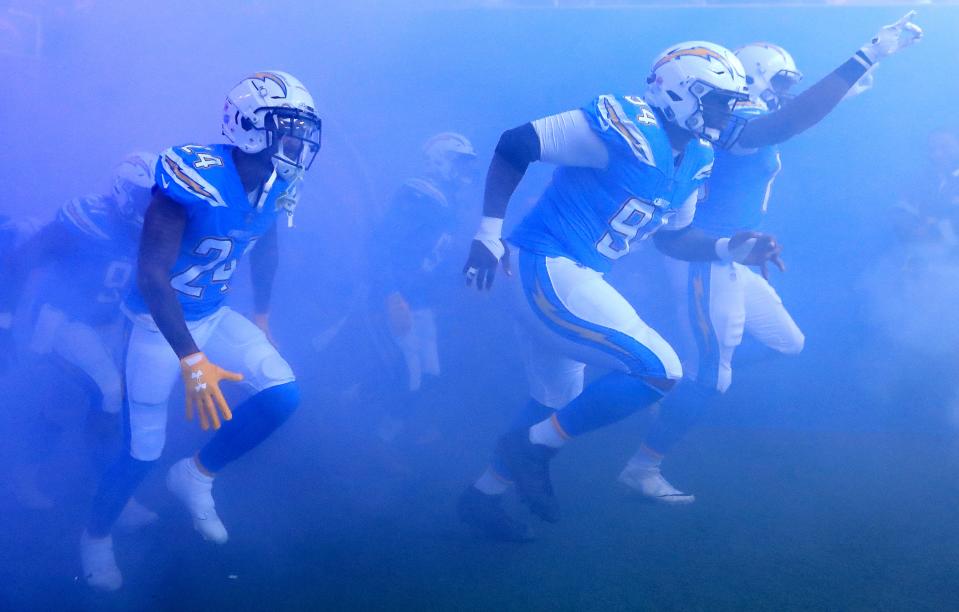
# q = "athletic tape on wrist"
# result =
<box><xmin>475</xmin><ymin>216</ymin><xmax>504</xmax><ymax>240</ymax></box>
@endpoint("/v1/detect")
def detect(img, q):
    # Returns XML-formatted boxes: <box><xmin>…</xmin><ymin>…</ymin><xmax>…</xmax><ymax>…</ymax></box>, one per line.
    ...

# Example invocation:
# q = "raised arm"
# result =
<box><xmin>735</xmin><ymin>11</ymin><xmax>922</xmax><ymax>150</ymax></box>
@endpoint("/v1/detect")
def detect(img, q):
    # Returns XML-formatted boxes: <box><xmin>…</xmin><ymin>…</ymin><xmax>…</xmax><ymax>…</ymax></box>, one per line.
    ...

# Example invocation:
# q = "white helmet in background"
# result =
<box><xmin>645</xmin><ymin>41</ymin><xmax>749</xmax><ymax>141</ymax></box>
<box><xmin>422</xmin><ymin>132</ymin><xmax>477</xmax><ymax>186</ymax></box>
<box><xmin>735</xmin><ymin>43</ymin><xmax>803</xmax><ymax>110</ymax></box>
<box><xmin>222</xmin><ymin>71</ymin><xmax>322</xmax><ymax>182</ymax></box>
<box><xmin>112</xmin><ymin>152</ymin><xmax>157</xmax><ymax>226</ymax></box>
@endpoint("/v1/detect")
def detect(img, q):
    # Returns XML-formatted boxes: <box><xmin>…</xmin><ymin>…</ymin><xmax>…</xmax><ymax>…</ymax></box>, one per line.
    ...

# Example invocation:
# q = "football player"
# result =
<box><xmin>0</xmin><ymin>154</ymin><xmax>157</xmax><ymax>516</ymax></box>
<box><xmin>80</xmin><ymin>71</ymin><xmax>320</xmax><ymax>591</ymax></box>
<box><xmin>617</xmin><ymin>12</ymin><xmax>923</xmax><ymax>504</ymax></box>
<box><xmin>0</xmin><ymin>214</ymin><xmax>39</xmax><ymax>375</ymax></box>
<box><xmin>457</xmin><ymin>42</ymin><xmax>784</xmax><ymax>541</ymax></box>
<box><xmin>373</xmin><ymin>132</ymin><xmax>477</xmax><ymax>444</ymax></box>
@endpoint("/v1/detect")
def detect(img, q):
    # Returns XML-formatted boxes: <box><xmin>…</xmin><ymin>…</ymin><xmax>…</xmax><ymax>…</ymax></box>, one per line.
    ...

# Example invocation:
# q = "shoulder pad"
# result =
<box><xmin>400</xmin><ymin>178</ymin><xmax>448</xmax><ymax>207</ymax></box>
<box><xmin>156</xmin><ymin>144</ymin><xmax>229</xmax><ymax>208</ymax></box>
<box><xmin>57</xmin><ymin>195</ymin><xmax>113</xmax><ymax>240</ymax></box>
<box><xmin>589</xmin><ymin>94</ymin><xmax>657</xmax><ymax>165</ymax></box>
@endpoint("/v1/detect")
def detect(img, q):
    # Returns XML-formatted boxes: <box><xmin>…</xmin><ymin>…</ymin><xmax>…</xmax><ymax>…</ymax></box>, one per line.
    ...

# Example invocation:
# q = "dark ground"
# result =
<box><xmin>2</xmin><ymin>289</ymin><xmax>958</xmax><ymax>611</ymax></box>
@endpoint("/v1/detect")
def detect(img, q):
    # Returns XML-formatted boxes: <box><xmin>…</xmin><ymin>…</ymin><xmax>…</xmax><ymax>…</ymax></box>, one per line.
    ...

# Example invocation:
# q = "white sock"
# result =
<box><xmin>628</xmin><ymin>445</ymin><xmax>663</xmax><ymax>470</ymax></box>
<box><xmin>473</xmin><ymin>467</ymin><xmax>510</xmax><ymax>496</ymax></box>
<box><xmin>187</xmin><ymin>457</ymin><xmax>214</xmax><ymax>483</ymax></box>
<box><xmin>528</xmin><ymin>416</ymin><xmax>567</xmax><ymax>449</ymax></box>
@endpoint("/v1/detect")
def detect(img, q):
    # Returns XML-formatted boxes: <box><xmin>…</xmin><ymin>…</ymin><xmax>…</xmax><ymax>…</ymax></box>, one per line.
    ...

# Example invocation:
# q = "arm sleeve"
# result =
<box><xmin>734</xmin><ymin>56</ymin><xmax>870</xmax><ymax>150</ymax></box>
<box><xmin>531</xmin><ymin>110</ymin><xmax>609</xmax><ymax>168</ymax></box>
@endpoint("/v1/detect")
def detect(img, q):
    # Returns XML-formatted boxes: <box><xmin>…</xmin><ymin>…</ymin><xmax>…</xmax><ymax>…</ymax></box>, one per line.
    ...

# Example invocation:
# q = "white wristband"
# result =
<box><xmin>475</xmin><ymin>216</ymin><xmax>504</xmax><ymax>241</ymax></box>
<box><xmin>715</xmin><ymin>237</ymin><xmax>756</xmax><ymax>263</ymax></box>
<box><xmin>714</xmin><ymin>238</ymin><xmax>732</xmax><ymax>262</ymax></box>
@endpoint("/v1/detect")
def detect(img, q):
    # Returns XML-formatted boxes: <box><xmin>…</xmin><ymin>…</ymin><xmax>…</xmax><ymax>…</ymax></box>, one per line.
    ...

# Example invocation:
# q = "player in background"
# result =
<box><xmin>456</xmin><ymin>42</ymin><xmax>785</xmax><ymax>541</ymax></box>
<box><xmin>0</xmin><ymin>154</ymin><xmax>158</xmax><ymax>519</ymax></box>
<box><xmin>617</xmin><ymin>13</ymin><xmax>922</xmax><ymax>503</ymax></box>
<box><xmin>0</xmin><ymin>214</ymin><xmax>39</xmax><ymax>375</ymax></box>
<box><xmin>372</xmin><ymin>132</ymin><xmax>477</xmax><ymax>446</ymax></box>
<box><xmin>80</xmin><ymin>71</ymin><xmax>320</xmax><ymax>591</ymax></box>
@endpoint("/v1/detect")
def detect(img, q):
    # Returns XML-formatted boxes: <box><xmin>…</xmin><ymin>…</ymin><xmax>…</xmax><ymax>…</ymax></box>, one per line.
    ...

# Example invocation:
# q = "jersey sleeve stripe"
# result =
<box><xmin>162</xmin><ymin>153</ymin><xmax>227</xmax><ymax>207</ymax></box>
<box><xmin>61</xmin><ymin>199</ymin><xmax>110</xmax><ymax>240</ymax></box>
<box><xmin>597</xmin><ymin>96</ymin><xmax>654</xmax><ymax>164</ymax></box>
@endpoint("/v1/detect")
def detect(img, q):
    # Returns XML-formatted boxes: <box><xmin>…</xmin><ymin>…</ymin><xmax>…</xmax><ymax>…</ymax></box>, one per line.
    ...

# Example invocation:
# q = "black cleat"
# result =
<box><xmin>457</xmin><ymin>486</ymin><xmax>535</xmax><ymax>542</ymax></box>
<box><xmin>495</xmin><ymin>430</ymin><xmax>560</xmax><ymax>523</ymax></box>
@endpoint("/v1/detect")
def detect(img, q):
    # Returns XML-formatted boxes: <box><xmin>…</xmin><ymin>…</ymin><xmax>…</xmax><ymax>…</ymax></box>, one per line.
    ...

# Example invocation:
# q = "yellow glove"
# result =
<box><xmin>179</xmin><ymin>352</ymin><xmax>244</xmax><ymax>431</ymax></box>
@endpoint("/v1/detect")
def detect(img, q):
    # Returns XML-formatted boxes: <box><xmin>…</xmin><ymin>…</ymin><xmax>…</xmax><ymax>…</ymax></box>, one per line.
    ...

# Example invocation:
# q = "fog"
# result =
<box><xmin>2</xmin><ymin>1</ymin><xmax>959</xmax><ymax>610</ymax></box>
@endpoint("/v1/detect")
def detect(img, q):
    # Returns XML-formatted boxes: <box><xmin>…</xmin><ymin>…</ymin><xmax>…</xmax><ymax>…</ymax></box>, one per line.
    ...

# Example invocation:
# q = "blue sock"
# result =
<box><xmin>87</xmin><ymin>454</ymin><xmax>154</xmax><ymax>537</ymax></box>
<box><xmin>491</xmin><ymin>399</ymin><xmax>556</xmax><ymax>478</ymax></box>
<box><xmin>644</xmin><ymin>380</ymin><xmax>718</xmax><ymax>455</ymax></box>
<box><xmin>554</xmin><ymin>372</ymin><xmax>664</xmax><ymax>438</ymax></box>
<box><xmin>198</xmin><ymin>382</ymin><xmax>300</xmax><ymax>473</ymax></box>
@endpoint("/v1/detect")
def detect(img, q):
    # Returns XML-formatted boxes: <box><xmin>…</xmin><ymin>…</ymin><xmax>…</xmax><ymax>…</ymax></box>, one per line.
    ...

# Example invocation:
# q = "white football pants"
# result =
<box><xmin>665</xmin><ymin>258</ymin><xmax>805</xmax><ymax>393</ymax></box>
<box><xmin>124</xmin><ymin>307</ymin><xmax>295</xmax><ymax>461</ymax></box>
<box><xmin>510</xmin><ymin>249</ymin><xmax>682</xmax><ymax>409</ymax></box>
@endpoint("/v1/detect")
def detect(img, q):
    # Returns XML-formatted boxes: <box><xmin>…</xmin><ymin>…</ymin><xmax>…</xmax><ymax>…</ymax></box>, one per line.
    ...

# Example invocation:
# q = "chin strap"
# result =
<box><xmin>255</xmin><ymin>168</ymin><xmax>278</xmax><ymax>212</ymax></box>
<box><xmin>276</xmin><ymin>183</ymin><xmax>298</xmax><ymax>228</ymax></box>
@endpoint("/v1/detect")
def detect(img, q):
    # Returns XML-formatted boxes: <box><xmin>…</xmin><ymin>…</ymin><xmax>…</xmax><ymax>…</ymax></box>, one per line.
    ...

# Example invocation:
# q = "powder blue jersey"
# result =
<box><xmin>510</xmin><ymin>95</ymin><xmax>714</xmax><ymax>273</ymax></box>
<box><xmin>125</xmin><ymin>144</ymin><xmax>290</xmax><ymax>321</ymax></box>
<box><xmin>41</xmin><ymin>195</ymin><xmax>139</xmax><ymax>325</ymax></box>
<box><xmin>692</xmin><ymin>101</ymin><xmax>782</xmax><ymax>235</ymax></box>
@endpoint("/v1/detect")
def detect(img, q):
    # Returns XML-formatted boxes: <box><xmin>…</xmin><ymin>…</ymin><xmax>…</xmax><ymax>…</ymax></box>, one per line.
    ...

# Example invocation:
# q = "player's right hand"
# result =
<box><xmin>861</xmin><ymin>11</ymin><xmax>923</xmax><ymax>63</ymax></box>
<box><xmin>463</xmin><ymin>216</ymin><xmax>511</xmax><ymax>291</ymax></box>
<box><xmin>179</xmin><ymin>352</ymin><xmax>243</xmax><ymax>431</ymax></box>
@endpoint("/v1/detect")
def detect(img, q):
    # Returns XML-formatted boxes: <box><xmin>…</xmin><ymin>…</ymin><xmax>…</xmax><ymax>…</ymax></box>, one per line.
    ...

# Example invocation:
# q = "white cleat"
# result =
<box><xmin>617</xmin><ymin>464</ymin><xmax>696</xmax><ymax>505</ymax></box>
<box><xmin>116</xmin><ymin>497</ymin><xmax>159</xmax><ymax>532</ymax></box>
<box><xmin>166</xmin><ymin>458</ymin><xmax>228</xmax><ymax>544</ymax></box>
<box><xmin>80</xmin><ymin>530</ymin><xmax>122</xmax><ymax>592</ymax></box>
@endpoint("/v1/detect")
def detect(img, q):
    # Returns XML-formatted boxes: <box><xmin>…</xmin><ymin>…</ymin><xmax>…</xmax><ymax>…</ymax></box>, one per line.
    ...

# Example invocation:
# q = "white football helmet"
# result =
<box><xmin>222</xmin><ymin>71</ymin><xmax>321</xmax><ymax>182</ymax></box>
<box><xmin>735</xmin><ymin>43</ymin><xmax>803</xmax><ymax>110</ymax></box>
<box><xmin>112</xmin><ymin>152</ymin><xmax>157</xmax><ymax>226</ymax></box>
<box><xmin>645</xmin><ymin>41</ymin><xmax>749</xmax><ymax>142</ymax></box>
<box><xmin>423</xmin><ymin>132</ymin><xmax>477</xmax><ymax>186</ymax></box>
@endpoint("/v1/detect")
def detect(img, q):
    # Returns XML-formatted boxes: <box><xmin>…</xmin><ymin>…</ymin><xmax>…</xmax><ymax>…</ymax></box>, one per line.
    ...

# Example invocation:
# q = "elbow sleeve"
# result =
<box><xmin>494</xmin><ymin>123</ymin><xmax>541</xmax><ymax>173</ymax></box>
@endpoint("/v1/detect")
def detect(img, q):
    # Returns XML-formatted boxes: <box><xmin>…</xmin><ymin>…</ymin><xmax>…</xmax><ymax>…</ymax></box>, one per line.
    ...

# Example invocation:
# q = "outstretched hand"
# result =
<box><xmin>730</xmin><ymin>231</ymin><xmax>786</xmax><ymax>280</ymax></box>
<box><xmin>861</xmin><ymin>11</ymin><xmax>923</xmax><ymax>63</ymax></box>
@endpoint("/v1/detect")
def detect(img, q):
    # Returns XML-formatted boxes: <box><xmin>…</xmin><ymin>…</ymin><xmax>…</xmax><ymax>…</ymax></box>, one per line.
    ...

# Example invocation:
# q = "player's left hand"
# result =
<box><xmin>861</xmin><ymin>11</ymin><xmax>923</xmax><ymax>63</ymax></box>
<box><xmin>730</xmin><ymin>231</ymin><xmax>786</xmax><ymax>279</ymax></box>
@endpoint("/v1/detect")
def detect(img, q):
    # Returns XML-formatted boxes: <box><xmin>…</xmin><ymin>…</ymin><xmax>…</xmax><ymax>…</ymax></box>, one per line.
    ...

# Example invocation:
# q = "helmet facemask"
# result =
<box><xmin>257</xmin><ymin>107</ymin><xmax>321</xmax><ymax>182</ymax></box>
<box><xmin>116</xmin><ymin>183</ymin><xmax>154</xmax><ymax>227</ymax></box>
<box><xmin>683</xmin><ymin>81</ymin><xmax>749</xmax><ymax>143</ymax></box>
<box><xmin>762</xmin><ymin>70</ymin><xmax>803</xmax><ymax>110</ymax></box>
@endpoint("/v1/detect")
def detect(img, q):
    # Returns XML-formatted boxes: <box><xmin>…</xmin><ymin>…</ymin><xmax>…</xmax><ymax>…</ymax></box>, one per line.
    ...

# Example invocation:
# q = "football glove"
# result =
<box><xmin>859</xmin><ymin>11</ymin><xmax>922</xmax><ymax>64</ymax></box>
<box><xmin>179</xmin><ymin>352</ymin><xmax>243</xmax><ymax>431</ymax></box>
<box><xmin>463</xmin><ymin>216</ymin><xmax>511</xmax><ymax>291</ymax></box>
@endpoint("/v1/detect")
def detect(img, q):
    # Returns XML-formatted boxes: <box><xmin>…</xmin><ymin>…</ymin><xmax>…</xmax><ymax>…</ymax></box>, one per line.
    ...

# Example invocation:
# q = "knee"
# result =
<box><xmin>257</xmin><ymin>381</ymin><xmax>301</xmax><ymax>425</ymax></box>
<box><xmin>129</xmin><ymin>402</ymin><xmax>168</xmax><ymax>462</ymax></box>
<box><xmin>643</xmin><ymin>376</ymin><xmax>677</xmax><ymax>394</ymax></box>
